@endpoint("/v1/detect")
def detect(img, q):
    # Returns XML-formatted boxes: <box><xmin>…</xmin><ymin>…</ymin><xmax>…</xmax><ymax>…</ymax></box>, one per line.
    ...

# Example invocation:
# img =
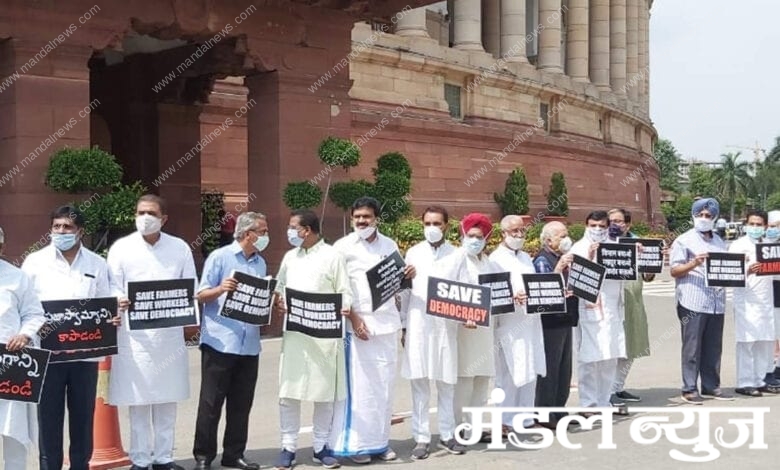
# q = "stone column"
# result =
<box><xmin>589</xmin><ymin>0</ymin><xmax>610</xmax><ymax>90</ymax></box>
<box><xmin>538</xmin><ymin>0</ymin><xmax>563</xmax><ymax>72</ymax></box>
<box><xmin>566</xmin><ymin>0</ymin><xmax>589</xmax><ymax>81</ymax></box>
<box><xmin>626</xmin><ymin>0</ymin><xmax>639</xmax><ymax>101</ymax></box>
<box><xmin>610</xmin><ymin>0</ymin><xmax>627</xmax><ymax>94</ymax></box>
<box><xmin>395</xmin><ymin>6</ymin><xmax>430</xmax><ymax>37</ymax></box>
<box><xmin>500</xmin><ymin>0</ymin><xmax>529</xmax><ymax>62</ymax></box>
<box><xmin>453</xmin><ymin>0</ymin><xmax>484</xmax><ymax>51</ymax></box>
<box><xmin>639</xmin><ymin>0</ymin><xmax>650</xmax><ymax>112</ymax></box>
<box><xmin>482</xmin><ymin>1</ymin><xmax>501</xmax><ymax>57</ymax></box>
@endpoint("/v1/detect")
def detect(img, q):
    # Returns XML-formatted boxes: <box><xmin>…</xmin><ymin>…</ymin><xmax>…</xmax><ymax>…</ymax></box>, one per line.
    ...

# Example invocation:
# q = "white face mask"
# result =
<box><xmin>463</xmin><ymin>237</ymin><xmax>486</xmax><ymax>256</ymax></box>
<box><xmin>587</xmin><ymin>227</ymin><xmax>607</xmax><ymax>243</ymax></box>
<box><xmin>424</xmin><ymin>226</ymin><xmax>443</xmax><ymax>244</ymax></box>
<box><xmin>136</xmin><ymin>214</ymin><xmax>162</xmax><ymax>236</ymax></box>
<box><xmin>693</xmin><ymin>217</ymin><xmax>714</xmax><ymax>233</ymax></box>
<box><xmin>558</xmin><ymin>236</ymin><xmax>573</xmax><ymax>253</ymax></box>
<box><xmin>355</xmin><ymin>225</ymin><xmax>376</xmax><ymax>240</ymax></box>
<box><xmin>253</xmin><ymin>234</ymin><xmax>269</xmax><ymax>252</ymax></box>
<box><xmin>504</xmin><ymin>235</ymin><xmax>525</xmax><ymax>251</ymax></box>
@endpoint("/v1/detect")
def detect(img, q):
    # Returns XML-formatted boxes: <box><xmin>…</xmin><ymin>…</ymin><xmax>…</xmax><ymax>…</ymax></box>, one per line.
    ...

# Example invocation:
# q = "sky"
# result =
<box><xmin>650</xmin><ymin>0</ymin><xmax>780</xmax><ymax>163</ymax></box>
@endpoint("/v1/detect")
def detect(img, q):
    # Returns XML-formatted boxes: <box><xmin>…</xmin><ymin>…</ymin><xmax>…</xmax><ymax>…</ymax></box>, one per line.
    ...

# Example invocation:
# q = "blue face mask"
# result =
<box><xmin>463</xmin><ymin>237</ymin><xmax>486</xmax><ymax>256</ymax></box>
<box><xmin>765</xmin><ymin>227</ymin><xmax>780</xmax><ymax>241</ymax></box>
<box><xmin>746</xmin><ymin>226</ymin><xmax>765</xmax><ymax>240</ymax></box>
<box><xmin>51</xmin><ymin>233</ymin><xmax>78</xmax><ymax>251</ymax></box>
<box><xmin>287</xmin><ymin>228</ymin><xmax>304</xmax><ymax>247</ymax></box>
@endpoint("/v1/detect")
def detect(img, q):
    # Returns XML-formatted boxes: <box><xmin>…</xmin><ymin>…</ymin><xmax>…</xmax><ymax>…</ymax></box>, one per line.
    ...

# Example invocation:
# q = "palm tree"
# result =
<box><xmin>712</xmin><ymin>152</ymin><xmax>751</xmax><ymax>220</ymax></box>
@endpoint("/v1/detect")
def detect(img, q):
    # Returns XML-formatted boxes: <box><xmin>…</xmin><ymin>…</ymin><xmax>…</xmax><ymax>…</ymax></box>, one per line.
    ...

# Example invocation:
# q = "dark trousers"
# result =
<box><xmin>535</xmin><ymin>326</ymin><xmax>572</xmax><ymax>421</ymax></box>
<box><xmin>677</xmin><ymin>304</ymin><xmax>724</xmax><ymax>393</ymax></box>
<box><xmin>193</xmin><ymin>344</ymin><xmax>259</xmax><ymax>463</ymax></box>
<box><xmin>39</xmin><ymin>361</ymin><xmax>99</xmax><ymax>470</ymax></box>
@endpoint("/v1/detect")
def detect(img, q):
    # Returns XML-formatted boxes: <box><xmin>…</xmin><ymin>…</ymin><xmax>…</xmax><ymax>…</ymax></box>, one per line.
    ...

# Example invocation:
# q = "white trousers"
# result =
<box><xmin>280</xmin><ymin>398</ymin><xmax>335</xmax><ymax>453</ymax></box>
<box><xmin>453</xmin><ymin>376</ymin><xmax>490</xmax><ymax>427</ymax></box>
<box><xmin>736</xmin><ymin>341</ymin><xmax>775</xmax><ymax>388</ymax></box>
<box><xmin>578</xmin><ymin>359</ymin><xmax>617</xmax><ymax>407</ymax></box>
<box><xmin>2</xmin><ymin>436</ymin><xmax>27</xmax><ymax>470</ymax></box>
<box><xmin>410</xmin><ymin>378</ymin><xmax>455</xmax><ymax>443</ymax></box>
<box><xmin>613</xmin><ymin>357</ymin><xmax>633</xmax><ymax>393</ymax></box>
<box><xmin>129</xmin><ymin>403</ymin><xmax>177</xmax><ymax>467</ymax></box>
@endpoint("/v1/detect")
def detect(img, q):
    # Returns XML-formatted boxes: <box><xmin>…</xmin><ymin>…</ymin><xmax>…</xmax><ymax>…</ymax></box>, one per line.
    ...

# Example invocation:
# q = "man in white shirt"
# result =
<box><xmin>330</xmin><ymin>197</ymin><xmax>415</xmax><ymax>464</ymax></box>
<box><xmin>106</xmin><ymin>195</ymin><xmax>197</xmax><ymax>470</ymax></box>
<box><xmin>0</xmin><ymin>225</ymin><xmax>46</xmax><ymax>470</ymax></box>
<box><xmin>22</xmin><ymin>205</ymin><xmax>119</xmax><ymax>470</ymax></box>
<box><xmin>398</xmin><ymin>206</ymin><xmax>462</xmax><ymax>459</ymax></box>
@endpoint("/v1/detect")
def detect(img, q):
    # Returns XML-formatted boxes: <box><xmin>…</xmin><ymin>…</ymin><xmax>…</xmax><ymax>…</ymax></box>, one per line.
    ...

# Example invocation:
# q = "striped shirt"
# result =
<box><xmin>670</xmin><ymin>228</ymin><xmax>727</xmax><ymax>314</ymax></box>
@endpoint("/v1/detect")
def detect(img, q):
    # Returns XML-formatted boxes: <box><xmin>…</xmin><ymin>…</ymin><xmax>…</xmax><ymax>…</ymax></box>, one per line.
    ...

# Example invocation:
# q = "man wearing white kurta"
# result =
<box><xmin>398</xmin><ymin>206</ymin><xmax>461</xmax><ymax>459</ymax></box>
<box><xmin>570</xmin><ymin>211</ymin><xmax>626</xmax><ymax>410</ymax></box>
<box><xmin>489</xmin><ymin>216</ymin><xmax>545</xmax><ymax>431</ymax></box>
<box><xmin>730</xmin><ymin>210</ymin><xmax>779</xmax><ymax>396</ymax></box>
<box><xmin>22</xmin><ymin>205</ymin><xmax>116</xmax><ymax>470</ymax></box>
<box><xmin>0</xmin><ymin>226</ymin><xmax>46</xmax><ymax>470</ymax></box>
<box><xmin>275</xmin><ymin>210</ymin><xmax>352</xmax><ymax>470</ymax></box>
<box><xmin>107</xmin><ymin>195</ymin><xmax>196</xmax><ymax>470</ymax></box>
<box><xmin>330</xmin><ymin>197</ymin><xmax>415</xmax><ymax>464</ymax></box>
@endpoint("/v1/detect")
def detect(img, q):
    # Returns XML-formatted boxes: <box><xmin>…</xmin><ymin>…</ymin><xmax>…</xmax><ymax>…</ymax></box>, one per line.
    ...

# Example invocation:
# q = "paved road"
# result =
<box><xmin>12</xmin><ymin>272</ymin><xmax>780</xmax><ymax>468</ymax></box>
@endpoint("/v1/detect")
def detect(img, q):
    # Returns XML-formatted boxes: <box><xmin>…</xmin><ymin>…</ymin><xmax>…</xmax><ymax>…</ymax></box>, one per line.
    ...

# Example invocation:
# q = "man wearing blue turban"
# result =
<box><xmin>669</xmin><ymin>198</ymin><xmax>733</xmax><ymax>404</ymax></box>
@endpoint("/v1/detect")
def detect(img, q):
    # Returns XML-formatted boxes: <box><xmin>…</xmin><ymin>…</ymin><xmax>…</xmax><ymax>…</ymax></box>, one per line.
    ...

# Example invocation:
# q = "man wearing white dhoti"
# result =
<box><xmin>489</xmin><ymin>216</ymin><xmax>544</xmax><ymax>432</ymax></box>
<box><xmin>330</xmin><ymin>197</ymin><xmax>415</xmax><ymax>464</ymax></box>
<box><xmin>570</xmin><ymin>210</ymin><xmax>626</xmax><ymax>412</ymax></box>
<box><xmin>275</xmin><ymin>209</ymin><xmax>352</xmax><ymax>470</ymax></box>
<box><xmin>107</xmin><ymin>195</ymin><xmax>197</xmax><ymax>470</ymax></box>
<box><xmin>730</xmin><ymin>210</ymin><xmax>779</xmax><ymax>396</ymax></box>
<box><xmin>437</xmin><ymin>213</ymin><xmax>500</xmax><ymax>441</ymax></box>
<box><xmin>398</xmin><ymin>206</ymin><xmax>463</xmax><ymax>459</ymax></box>
<box><xmin>0</xmin><ymin>226</ymin><xmax>46</xmax><ymax>470</ymax></box>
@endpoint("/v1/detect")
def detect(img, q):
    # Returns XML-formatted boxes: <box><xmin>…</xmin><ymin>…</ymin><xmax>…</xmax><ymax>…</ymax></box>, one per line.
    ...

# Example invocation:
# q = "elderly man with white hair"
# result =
<box><xmin>489</xmin><ymin>215</ymin><xmax>544</xmax><ymax>433</ymax></box>
<box><xmin>192</xmin><ymin>212</ymin><xmax>270</xmax><ymax>470</ymax></box>
<box><xmin>766</xmin><ymin>210</ymin><xmax>780</xmax><ymax>385</ymax></box>
<box><xmin>0</xmin><ymin>226</ymin><xmax>46</xmax><ymax>470</ymax></box>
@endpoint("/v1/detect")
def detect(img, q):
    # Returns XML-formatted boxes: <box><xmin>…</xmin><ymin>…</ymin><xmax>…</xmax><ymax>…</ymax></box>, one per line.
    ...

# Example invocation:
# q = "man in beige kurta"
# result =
<box><xmin>275</xmin><ymin>210</ymin><xmax>352</xmax><ymax>470</ymax></box>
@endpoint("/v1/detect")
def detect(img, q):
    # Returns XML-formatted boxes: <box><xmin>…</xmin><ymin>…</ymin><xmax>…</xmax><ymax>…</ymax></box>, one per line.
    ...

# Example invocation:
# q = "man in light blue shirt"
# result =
<box><xmin>192</xmin><ymin>212</ymin><xmax>270</xmax><ymax>470</ymax></box>
<box><xmin>670</xmin><ymin>198</ymin><xmax>732</xmax><ymax>404</ymax></box>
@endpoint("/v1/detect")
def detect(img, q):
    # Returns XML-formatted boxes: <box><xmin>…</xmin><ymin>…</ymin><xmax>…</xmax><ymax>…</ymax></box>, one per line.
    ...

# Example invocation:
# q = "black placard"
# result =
<box><xmin>0</xmin><ymin>345</ymin><xmax>50</xmax><ymax>403</ymax></box>
<box><xmin>705</xmin><ymin>252</ymin><xmax>746</xmax><ymax>287</ymax></box>
<box><xmin>284</xmin><ymin>288</ymin><xmax>344</xmax><ymax>339</ymax></box>
<box><xmin>619</xmin><ymin>237</ymin><xmax>664</xmax><ymax>273</ymax></box>
<box><xmin>48</xmin><ymin>347</ymin><xmax>118</xmax><ymax>363</ymax></box>
<box><xmin>756</xmin><ymin>243</ymin><xmax>780</xmax><ymax>276</ymax></box>
<box><xmin>40</xmin><ymin>298</ymin><xmax>118</xmax><ymax>352</ymax></box>
<box><xmin>774</xmin><ymin>280</ymin><xmax>780</xmax><ymax>309</ymax></box>
<box><xmin>126</xmin><ymin>279</ymin><xmax>199</xmax><ymax>330</ymax></box>
<box><xmin>478</xmin><ymin>272</ymin><xmax>515</xmax><ymax>314</ymax></box>
<box><xmin>522</xmin><ymin>273</ymin><xmax>567</xmax><ymax>314</ymax></box>
<box><xmin>425</xmin><ymin>276</ymin><xmax>492</xmax><ymax>327</ymax></box>
<box><xmin>596</xmin><ymin>243</ymin><xmax>638</xmax><ymax>280</ymax></box>
<box><xmin>567</xmin><ymin>255</ymin><xmax>606</xmax><ymax>303</ymax></box>
<box><xmin>219</xmin><ymin>271</ymin><xmax>276</xmax><ymax>325</ymax></box>
<box><xmin>365</xmin><ymin>251</ymin><xmax>406</xmax><ymax>311</ymax></box>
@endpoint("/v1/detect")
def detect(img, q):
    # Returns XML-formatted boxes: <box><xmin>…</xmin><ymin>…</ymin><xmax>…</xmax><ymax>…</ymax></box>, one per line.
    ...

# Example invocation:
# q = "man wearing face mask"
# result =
<box><xmin>670</xmin><ymin>198</ymin><xmax>731</xmax><ymax>404</ymax></box>
<box><xmin>274</xmin><ymin>209</ymin><xmax>352</xmax><ymax>470</ymax></box>
<box><xmin>398</xmin><ymin>206</ymin><xmax>462</xmax><ymax>459</ymax></box>
<box><xmin>489</xmin><ymin>215</ymin><xmax>542</xmax><ymax>433</ymax></box>
<box><xmin>533</xmin><ymin>221</ymin><xmax>578</xmax><ymax>428</ymax></box>
<box><xmin>107</xmin><ymin>195</ymin><xmax>197</xmax><ymax>470</ymax></box>
<box><xmin>21</xmin><ymin>205</ymin><xmax>119</xmax><ymax>470</ymax></box>
<box><xmin>330</xmin><ymin>197</ymin><xmax>415</xmax><ymax>463</ymax></box>
<box><xmin>570</xmin><ymin>211</ymin><xmax>627</xmax><ymax>413</ymax></box>
<box><xmin>728</xmin><ymin>210</ymin><xmax>780</xmax><ymax>396</ymax></box>
<box><xmin>191</xmin><ymin>212</ymin><xmax>269</xmax><ymax>470</ymax></box>
<box><xmin>434</xmin><ymin>213</ymin><xmax>501</xmax><ymax>443</ymax></box>
<box><xmin>607</xmin><ymin>209</ymin><xmax>653</xmax><ymax>406</ymax></box>
<box><xmin>767</xmin><ymin>210</ymin><xmax>780</xmax><ymax>383</ymax></box>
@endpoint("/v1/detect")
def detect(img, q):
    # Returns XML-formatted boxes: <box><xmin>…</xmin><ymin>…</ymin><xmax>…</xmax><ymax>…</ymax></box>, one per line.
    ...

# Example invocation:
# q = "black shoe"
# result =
<box><xmin>152</xmin><ymin>464</ymin><xmax>185</xmax><ymax>470</ymax></box>
<box><xmin>610</xmin><ymin>394</ymin><xmax>626</xmax><ymax>407</ymax></box>
<box><xmin>221</xmin><ymin>458</ymin><xmax>260</xmax><ymax>470</ymax></box>
<box><xmin>615</xmin><ymin>390</ymin><xmax>641</xmax><ymax>402</ymax></box>
<box><xmin>764</xmin><ymin>373</ymin><xmax>780</xmax><ymax>387</ymax></box>
<box><xmin>192</xmin><ymin>458</ymin><xmax>211</xmax><ymax>470</ymax></box>
<box><xmin>758</xmin><ymin>384</ymin><xmax>780</xmax><ymax>394</ymax></box>
<box><xmin>735</xmin><ymin>387</ymin><xmax>763</xmax><ymax>397</ymax></box>
<box><xmin>130</xmin><ymin>466</ymin><xmax>150</xmax><ymax>470</ymax></box>
<box><xmin>700</xmin><ymin>388</ymin><xmax>735</xmax><ymax>401</ymax></box>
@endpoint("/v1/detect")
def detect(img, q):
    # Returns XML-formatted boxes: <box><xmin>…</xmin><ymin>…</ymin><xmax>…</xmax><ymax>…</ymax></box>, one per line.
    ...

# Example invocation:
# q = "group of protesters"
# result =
<box><xmin>0</xmin><ymin>193</ymin><xmax>779</xmax><ymax>470</ymax></box>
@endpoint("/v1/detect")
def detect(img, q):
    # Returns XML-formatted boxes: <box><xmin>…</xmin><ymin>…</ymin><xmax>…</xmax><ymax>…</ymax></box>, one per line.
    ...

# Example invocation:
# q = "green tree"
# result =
<box><xmin>494</xmin><ymin>167</ymin><xmax>529</xmax><ymax>216</ymax></box>
<box><xmin>711</xmin><ymin>152</ymin><xmax>751</xmax><ymax>221</ymax></box>
<box><xmin>687</xmin><ymin>163</ymin><xmax>717</xmax><ymax>197</ymax></box>
<box><xmin>653</xmin><ymin>138</ymin><xmax>682</xmax><ymax>192</ymax></box>
<box><xmin>546</xmin><ymin>172</ymin><xmax>568</xmax><ymax>216</ymax></box>
<box><xmin>748</xmin><ymin>158</ymin><xmax>779</xmax><ymax>210</ymax></box>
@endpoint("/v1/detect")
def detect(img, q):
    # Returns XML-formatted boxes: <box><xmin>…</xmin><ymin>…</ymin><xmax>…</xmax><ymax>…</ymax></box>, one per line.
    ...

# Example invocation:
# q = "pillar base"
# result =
<box><xmin>539</xmin><ymin>66</ymin><xmax>564</xmax><ymax>74</ymax></box>
<box><xmin>454</xmin><ymin>43</ymin><xmax>485</xmax><ymax>51</ymax></box>
<box><xmin>396</xmin><ymin>30</ymin><xmax>430</xmax><ymax>38</ymax></box>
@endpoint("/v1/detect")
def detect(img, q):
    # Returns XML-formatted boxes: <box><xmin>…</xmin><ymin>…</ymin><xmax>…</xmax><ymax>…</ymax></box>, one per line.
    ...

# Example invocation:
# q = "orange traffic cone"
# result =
<box><xmin>89</xmin><ymin>356</ymin><xmax>131</xmax><ymax>470</ymax></box>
